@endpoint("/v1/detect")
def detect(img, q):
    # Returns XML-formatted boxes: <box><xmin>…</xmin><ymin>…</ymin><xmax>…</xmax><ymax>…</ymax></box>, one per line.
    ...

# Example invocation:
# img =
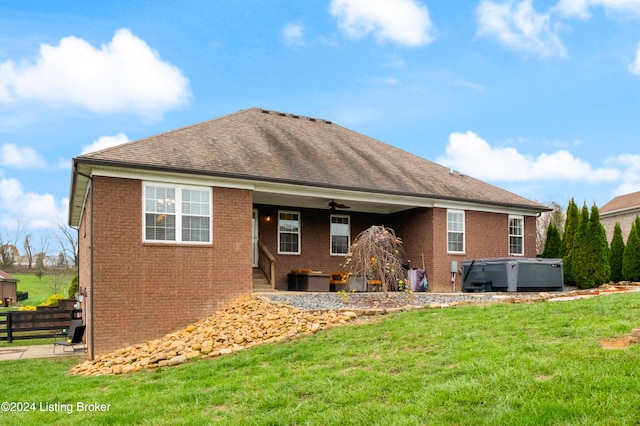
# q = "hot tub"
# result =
<box><xmin>462</xmin><ymin>258</ymin><xmax>563</xmax><ymax>292</ymax></box>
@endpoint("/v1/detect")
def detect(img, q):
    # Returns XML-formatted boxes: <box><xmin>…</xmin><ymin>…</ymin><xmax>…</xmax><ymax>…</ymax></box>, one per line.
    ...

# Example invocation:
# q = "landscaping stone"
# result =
<box><xmin>71</xmin><ymin>298</ymin><xmax>361</xmax><ymax>376</ymax></box>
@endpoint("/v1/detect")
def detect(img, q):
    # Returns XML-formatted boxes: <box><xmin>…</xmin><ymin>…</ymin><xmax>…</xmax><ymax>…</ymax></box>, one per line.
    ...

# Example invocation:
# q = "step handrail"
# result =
<box><xmin>258</xmin><ymin>240</ymin><xmax>275</xmax><ymax>290</ymax></box>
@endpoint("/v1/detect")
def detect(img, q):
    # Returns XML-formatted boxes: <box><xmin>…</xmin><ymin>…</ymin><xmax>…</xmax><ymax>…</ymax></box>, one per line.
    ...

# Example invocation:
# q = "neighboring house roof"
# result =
<box><xmin>0</xmin><ymin>270</ymin><xmax>18</xmax><ymax>282</ymax></box>
<box><xmin>600</xmin><ymin>191</ymin><xmax>640</xmax><ymax>216</ymax></box>
<box><xmin>69</xmin><ymin>108</ymin><xmax>548</xmax><ymax>226</ymax></box>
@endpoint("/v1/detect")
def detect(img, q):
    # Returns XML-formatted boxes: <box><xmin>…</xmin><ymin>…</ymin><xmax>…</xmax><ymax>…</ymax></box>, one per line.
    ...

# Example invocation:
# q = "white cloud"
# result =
<box><xmin>554</xmin><ymin>0</ymin><xmax>640</xmax><ymax>19</ymax></box>
<box><xmin>329</xmin><ymin>0</ymin><xmax>434</xmax><ymax>46</ymax></box>
<box><xmin>282</xmin><ymin>23</ymin><xmax>306</xmax><ymax>47</ymax></box>
<box><xmin>0</xmin><ymin>29</ymin><xmax>190</xmax><ymax>120</ymax></box>
<box><xmin>477</xmin><ymin>0</ymin><xmax>567</xmax><ymax>57</ymax></box>
<box><xmin>0</xmin><ymin>178</ymin><xmax>67</xmax><ymax>229</ymax></box>
<box><xmin>81</xmin><ymin>133</ymin><xmax>130</xmax><ymax>154</ymax></box>
<box><xmin>0</xmin><ymin>143</ymin><xmax>46</xmax><ymax>168</ymax></box>
<box><xmin>437</xmin><ymin>131</ymin><xmax>621</xmax><ymax>182</ymax></box>
<box><xmin>606</xmin><ymin>153</ymin><xmax>640</xmax><ymax>196</ymax></box>
<box><xmin>629</xmin><ymin>43</ymin><xmax>640</xmax><ymax>76</ymax></box>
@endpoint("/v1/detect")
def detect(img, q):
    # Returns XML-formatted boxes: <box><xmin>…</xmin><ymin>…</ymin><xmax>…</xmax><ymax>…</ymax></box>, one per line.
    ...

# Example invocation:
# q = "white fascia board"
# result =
<box><xmin>600</xmin><ymin>206</ymin><xmax>640</xmax><ymax>218</ymax></box>
<box><xmin>432</xmin><ymin>200</ymin><xmax>542</xmax><ymax>217</ymax></box>
<box><xmin>86</xmin><ymin>165</ymin><xmax>542</xmax><ymax>216</ymax></box>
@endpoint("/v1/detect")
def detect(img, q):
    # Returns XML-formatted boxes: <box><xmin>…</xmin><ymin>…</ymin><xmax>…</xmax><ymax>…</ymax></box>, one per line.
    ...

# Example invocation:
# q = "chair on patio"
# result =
<box><xmin>53</xmin><ymin>319</ymin><xmax>87</xmax><ymax>354</ymax></box>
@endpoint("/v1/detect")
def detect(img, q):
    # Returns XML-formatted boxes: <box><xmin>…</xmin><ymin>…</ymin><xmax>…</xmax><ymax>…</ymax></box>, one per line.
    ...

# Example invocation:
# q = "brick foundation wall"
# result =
<box><xmin>87</xmin><ymin>177</ymin><xmax>252</xmax><ymax>356</ymax></box>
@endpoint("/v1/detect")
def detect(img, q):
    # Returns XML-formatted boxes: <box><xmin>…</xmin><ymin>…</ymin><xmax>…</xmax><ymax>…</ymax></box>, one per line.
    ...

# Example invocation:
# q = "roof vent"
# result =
<box><xmin>291</xmin><ymin>114</ymin><xmax>300</xmax><ymax>119</ymax></box>
<box><xmin>309</xmin><ymin>118</ymin><xmax>316</xmax><ymax>122</ymax></box>
<box><xmin>324</xmin><ymin>120</ymin><xmax>332</xmax><ymax>124</ymax></box>
<box><xmin>261</xmin><ymin>109</ymin><xmax>270</xmax><ymax>114</ymax></box>
<box><xmin>279</xmin><ymin>112</ymin><xmax>286</xmax><ymax>116</ymax></box>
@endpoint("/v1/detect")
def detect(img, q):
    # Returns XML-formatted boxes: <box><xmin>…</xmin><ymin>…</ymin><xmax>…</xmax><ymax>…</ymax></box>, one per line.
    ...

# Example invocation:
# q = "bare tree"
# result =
<box><xmin>56</xmin><ymin>222</ymin><xmax>78</xmax><ymax>269</ymax></box>
<box><xmin>0</xmin><ymin>224</ymin><xmax>23</xmax><ymax>269</ymax></box>
<box><xmin>23</xmin><ymin>235</ymin><xmax>34</xmax><ymax>270</ymax></box>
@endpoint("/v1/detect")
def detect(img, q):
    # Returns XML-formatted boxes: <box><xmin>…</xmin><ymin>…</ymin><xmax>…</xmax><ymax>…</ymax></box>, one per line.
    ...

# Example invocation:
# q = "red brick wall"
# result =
<box><xmin>425</xmin><ymin>209</ymin><xmax>538</xmax><ymax>292</ymax></box>
<box><xmin>255</xmin><ymin>205</ymin><xmax>537</xmax><ymax>293</ymax></box>
<box><xmin>256</xmin><ymin>205</ymin><xmax>385</xmax><ymax>290</ymax></box>
<box><xmin>87</xmin><ymin>177</ymin><xmax>252</xmax><ymax>356</ymax></box>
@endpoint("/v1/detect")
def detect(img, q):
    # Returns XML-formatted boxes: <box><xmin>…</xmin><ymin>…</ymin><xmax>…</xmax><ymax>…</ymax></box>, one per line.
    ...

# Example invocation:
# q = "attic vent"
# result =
<box><xmin>261</xmin><ymin>109</ymin><xmax>270</xmax><ymax>114</ymax></box>
<box><xmin>291</xmin><ymin>114</ymin><xmax>300</xmax><ymax>119</ymax></box>
<box><xmin>309</xmin><ymin>118</ymin><xmax>316</xmax><ymax>122</ymax></box>
<box><xmin>279</xmin><ymin>112</ymin><xmax>286</xmax><ymax>116</ymax></box>
<box><xmin>324</xmin><ymin>120</ymin><xmax>332</xmax><ymax>124</ymax></box>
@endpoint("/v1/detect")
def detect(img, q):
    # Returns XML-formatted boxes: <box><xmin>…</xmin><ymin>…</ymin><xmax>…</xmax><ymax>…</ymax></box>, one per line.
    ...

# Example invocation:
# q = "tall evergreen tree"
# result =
<box><xmin>542</xmin><ymin>223</ymin><xmax>562</xmax><ymax>258</ymax></box>
<box><xmin>561</xmin><ymin>198</ymin><xmax>580</xmax><ymax>285</ymax></box>
<box><xmin>609</xmin><ymin>222</ymin><xmax>625</xmax><ymax>283</ymax></box>
<box><xmin>588</xmin><ymin>204</ymin><xmax>610</xmax><ymax>286</ymax></box>
<box><xmin>623</xmin><ymin>220</ymin><xmax>640</xmax><ymax>282</ymax></box>
<box><xmin>570</xmin><ymin>203</ymin><xmax>592</xmax><ymax>288</ymax></box>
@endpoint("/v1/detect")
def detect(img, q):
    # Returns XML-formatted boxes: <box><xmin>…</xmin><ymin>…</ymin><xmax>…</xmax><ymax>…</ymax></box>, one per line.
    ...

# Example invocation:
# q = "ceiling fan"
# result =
<box><xmin>328</xmin><ymin>199</ymin><xmax>350</xmax><ymax>210</ymax></box>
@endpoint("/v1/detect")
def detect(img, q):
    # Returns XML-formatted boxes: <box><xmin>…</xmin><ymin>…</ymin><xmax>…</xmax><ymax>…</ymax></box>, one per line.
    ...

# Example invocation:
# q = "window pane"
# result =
<box><xmin>145</xmin><ymin>186</ymin><xmax>175</xmax><ymax>213</ymax></box>
<box><xmin>331</xmin><ymin>235</ymin><xmax>349</xmax><ymax>255</ymax></box>
<box><xmin>510</xmin><ymin>237</ymin><xmax>523</xmax><ymax>254</ymax></box>
<box><xmin>448</xmin><ymin>232</ymin><xmax>463</xmax><ymax>252</ymax></box>
<box><xmin>146</xmin><ymin>213</ymin><xmax>176</xmax><ymax>241</ymax></box>
<box><xmin>182</xmin><ymin>216</ymin><xmax>210</xmax><ymax>242</ymax></box>
<box><xmin>182</xmin><ymin>189</ymin><xmax>209</xmax><ymax>216</ymax></box>
<box><xmin>280</xmin><ymin>233</ymin><xmax>299</xmax><ymax>253</ymax></box>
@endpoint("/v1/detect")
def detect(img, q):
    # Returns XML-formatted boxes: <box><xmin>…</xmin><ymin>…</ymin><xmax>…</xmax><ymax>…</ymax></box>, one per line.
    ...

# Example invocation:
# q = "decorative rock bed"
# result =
<box><xmin>71</xmin><ymin>298</ymin><xmax>361</xmax><ymax>376</ymax></box>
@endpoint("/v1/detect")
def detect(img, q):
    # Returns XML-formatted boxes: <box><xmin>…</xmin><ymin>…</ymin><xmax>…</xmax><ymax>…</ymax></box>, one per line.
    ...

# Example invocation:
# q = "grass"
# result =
<box><xmin>2</xmin><ymin>292</ymin><xmax>640</xmax><ymax>425</ymax></box>
<box><xmin>0</xmin><ymin>273</ymin><xmax>75</xmax><ymax>347</ymax></box>
<box><xmin>11</xmin><ymin>273</ymin><xmax>74</xmax><ymax>306</ymax></box>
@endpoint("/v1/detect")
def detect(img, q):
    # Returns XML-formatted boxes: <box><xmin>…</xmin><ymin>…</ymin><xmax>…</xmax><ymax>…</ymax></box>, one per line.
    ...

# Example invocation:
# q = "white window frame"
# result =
<box><xmin>330</xmin><ymin>214</ymin><xmax>350</xmax><ymax>256</ymax></box>
<box><xmin>509</xmin><ymin>215</ymin><xmax>524</xmax><ymax>256</ymax></box>
<box><xmin>278</xmin><ymin>210</ymin><xmax>301</xmax><ymax>255</ymax></box>
<box><xmin>447</xmin><ymin>209</ymin><xmax>465</xmax><ymax>254</ymax></box>
<box><xmin>143</xmin><ymin>182</ymin><xmax>212</xmax><ymax>244</ymax></box>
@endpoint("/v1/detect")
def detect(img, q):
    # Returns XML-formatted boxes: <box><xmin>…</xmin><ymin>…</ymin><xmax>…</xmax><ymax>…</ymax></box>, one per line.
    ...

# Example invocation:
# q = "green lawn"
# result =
<box><xmin>7</xmin><ymin>273</ymin><xmax>74</xmax><ymax>307</ymax></box>
<box><xmin>1</xmin><ymin>293</ymin><xmax>640</xmax><ymax>425</ymax></box>
<box><xmin>0</xmin><ymin>273</ymin><xmax>75</xmax><ymax>347</ymax></box>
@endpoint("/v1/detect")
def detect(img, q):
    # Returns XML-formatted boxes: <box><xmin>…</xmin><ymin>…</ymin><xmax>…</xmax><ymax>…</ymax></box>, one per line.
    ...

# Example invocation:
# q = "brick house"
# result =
<box><xmin>69</xmin><ymin>108</ymin><xmax>548</xmax><ymax>358</ymax></box>
<box><xmin>600</xmin><ymin>191</ymin><xmax>640</xmax><ymax>243</ymax></box>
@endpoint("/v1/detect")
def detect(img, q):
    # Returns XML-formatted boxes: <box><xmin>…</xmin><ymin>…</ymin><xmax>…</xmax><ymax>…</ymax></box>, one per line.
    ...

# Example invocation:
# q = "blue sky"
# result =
<box><xmin>1</xmin><ymin>0</ymin><xmax>640</xmax><ymax>245</ymax></box>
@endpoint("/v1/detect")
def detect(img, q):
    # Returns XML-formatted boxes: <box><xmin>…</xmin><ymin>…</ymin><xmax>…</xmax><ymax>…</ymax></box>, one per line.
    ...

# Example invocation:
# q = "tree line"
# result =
<box><xmin>541</xmin><ymin>198</ymin><xmax>640</xmax><ymax>289</ymax></box>
<box><xmin>0</xmin><ymin>222</ymin><xmax>78</xmax><ymax>271</ymax></box>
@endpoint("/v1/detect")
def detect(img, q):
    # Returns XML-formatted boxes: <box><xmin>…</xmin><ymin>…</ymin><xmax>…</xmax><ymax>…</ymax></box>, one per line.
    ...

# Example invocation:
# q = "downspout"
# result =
<box><xmin>89</xmin><ymin>177</ymin><xmax>94</xmax><ymax>360</ymax></box>
<box><xmin>76</xmin><ymin>168</ymin><xmax>95</xmax><ymax>360</ymax></box>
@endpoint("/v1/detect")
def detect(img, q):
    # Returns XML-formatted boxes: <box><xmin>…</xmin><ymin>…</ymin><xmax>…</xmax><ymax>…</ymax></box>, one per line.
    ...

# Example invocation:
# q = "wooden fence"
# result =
<box><xmin>0</xmin><ymin>309</ymin><xmax>82</xmax><ymax>343</ymax></box>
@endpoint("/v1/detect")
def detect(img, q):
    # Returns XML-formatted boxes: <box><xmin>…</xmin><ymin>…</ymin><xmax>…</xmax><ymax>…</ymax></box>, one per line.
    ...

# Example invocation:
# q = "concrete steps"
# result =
<box><xmin>252</xmin><ymin>268</ymin><xmax>273</xmax><ymax>292</ymax></box>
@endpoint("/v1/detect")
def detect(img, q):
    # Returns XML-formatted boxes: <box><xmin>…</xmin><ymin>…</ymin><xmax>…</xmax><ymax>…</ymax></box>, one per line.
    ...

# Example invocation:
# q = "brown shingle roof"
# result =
<box><xmin>600</xmin><ymin>191</ymin><xmax>640</xmax><ymax>214</ymax></box>
<box><xmin>0</xmin><ymin>270</ymin><xmax>17</xmax><ymax>282</ymax></box>
<box><xmin>75</xmin><ymin>108</ymin><xmax>546</xmax><ymax>210</ymax></box>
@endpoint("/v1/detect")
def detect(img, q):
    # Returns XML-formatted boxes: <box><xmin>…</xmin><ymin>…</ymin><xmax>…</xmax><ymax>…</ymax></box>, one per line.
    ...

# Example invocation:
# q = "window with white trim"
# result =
<box><xmin>447</xmin><ymin>210</ymin><xmax>465</xmax><ymax>253</ymax></box>
<box><xmin>330</xmin><ymin>215</ymin><xmax>350</xmax><ymax>255</ymax></box>
<box><xmin>144</xmin><ymin>183</ymin><xmax>211</xmax><ymax>243</ymax></box>
<box><xmin>509</xmin><ymin>215</ymin><xmax>524</xmax><ymax>255</ymax></box>
<box><xmin>278</xmin><ymin>211</ymin><xmax>300</xmax><ymax>254</ymax></box>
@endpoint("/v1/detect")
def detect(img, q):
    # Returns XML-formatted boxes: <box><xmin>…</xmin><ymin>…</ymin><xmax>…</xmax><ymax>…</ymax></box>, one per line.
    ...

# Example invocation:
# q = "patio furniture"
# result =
<box><xmin>53</xmin><ymin>319</ymin><xmax>87</xmax><ymax>354</ymax></box>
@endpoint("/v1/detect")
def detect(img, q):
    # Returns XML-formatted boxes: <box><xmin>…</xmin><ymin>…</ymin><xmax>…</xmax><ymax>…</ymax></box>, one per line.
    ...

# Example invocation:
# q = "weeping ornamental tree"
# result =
<box><xmin>343</xmin><ymin>225</ymin><xmax>408</xmax><ymax>295</ymax></box>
